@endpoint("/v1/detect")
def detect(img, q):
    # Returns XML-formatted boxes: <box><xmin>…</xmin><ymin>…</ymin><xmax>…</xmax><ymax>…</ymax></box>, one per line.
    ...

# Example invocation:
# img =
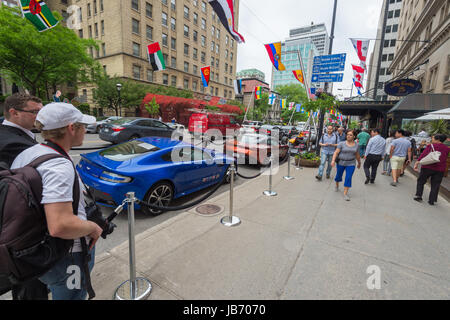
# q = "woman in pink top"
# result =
<box><xmin>414</xmin><ymin>134</ymin><xmax>449</xmax><ymax>205</ymax></box>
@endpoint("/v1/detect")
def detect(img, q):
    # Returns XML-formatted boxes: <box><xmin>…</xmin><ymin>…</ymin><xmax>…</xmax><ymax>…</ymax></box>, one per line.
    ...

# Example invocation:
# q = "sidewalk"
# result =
<box><xmin>92</xmin><ymin>161</ymin><xmax>450</xmax><ymax>300</ymax></box>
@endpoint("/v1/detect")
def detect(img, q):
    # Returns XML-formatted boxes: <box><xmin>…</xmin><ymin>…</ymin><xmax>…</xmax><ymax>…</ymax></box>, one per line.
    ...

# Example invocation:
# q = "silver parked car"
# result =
<box><xmin>87</xmin><ymin>116</ymin><xmax>122</xmax><ymax>133</ymax></box>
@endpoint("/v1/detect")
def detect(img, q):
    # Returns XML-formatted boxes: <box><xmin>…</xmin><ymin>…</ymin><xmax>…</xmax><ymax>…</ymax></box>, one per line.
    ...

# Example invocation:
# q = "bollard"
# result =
<box><xmin>221</xmin><ymin>162</ymin><xmax>241</xmax><ymax>227</ymax></box>
<box><xmin>263</xmin><ymin>155</ymin><xmax>277</xmax><ymax>197</ymax></box>
<box><xmin>114</xmin><ymin>192</ymin><xmax>152</xmax><ymax>300</ymax></box>
<box><xmin>284</xmin><ymin>146</ymin><xmax>295</xmax><ymax>180</ymax></box>
<box><xmin>296</xmin><ymin>150</ymin><xmax>303</xmax><ymax>170</ymax></box>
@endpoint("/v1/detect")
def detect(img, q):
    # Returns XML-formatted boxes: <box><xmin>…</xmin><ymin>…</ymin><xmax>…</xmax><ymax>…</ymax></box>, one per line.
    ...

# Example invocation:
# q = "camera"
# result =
<box><xmin>85</xmin><ymin>202</ymin><xmax>116</xmax><ymax>239</ymax></box>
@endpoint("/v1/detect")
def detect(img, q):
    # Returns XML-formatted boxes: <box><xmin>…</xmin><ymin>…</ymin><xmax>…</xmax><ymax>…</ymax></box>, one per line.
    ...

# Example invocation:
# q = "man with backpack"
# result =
<box><xmin>8</xmin><ymin>102</ymin><xmax>102</xmax><ymax>300</ymax></box>
<box><xmin>316</xmin><ymin>125</ymin><xmax>338</xmax><ymax>180</ymax></box>
<box><xmin>0</xmin><ymin>93</ymin><xmax>48</xmax><ymax>300</ymax></box>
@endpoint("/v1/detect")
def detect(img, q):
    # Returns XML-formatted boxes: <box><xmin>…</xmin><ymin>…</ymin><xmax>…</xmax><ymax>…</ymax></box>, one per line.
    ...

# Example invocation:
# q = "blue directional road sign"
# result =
<box><xmin>313</xmin><ymin>53</ymin><xmax>346</xmax><ymax>73</ymax></box>
<box><xmin>311</xmin><ymin>73</ymin><xmax>344</xmax><ymax>83</ymax></box>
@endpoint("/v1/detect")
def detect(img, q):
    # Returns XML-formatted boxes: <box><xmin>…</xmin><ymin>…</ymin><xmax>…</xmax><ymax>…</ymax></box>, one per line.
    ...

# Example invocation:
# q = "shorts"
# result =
<box><xmin>390</xmin><ymin>156</ymin><xmax>406</xmax><ymax>170</ymax></box>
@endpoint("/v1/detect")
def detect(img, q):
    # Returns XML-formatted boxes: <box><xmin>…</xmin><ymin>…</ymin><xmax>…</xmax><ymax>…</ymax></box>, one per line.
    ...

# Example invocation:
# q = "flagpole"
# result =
<box><xmin>243</xmin><ymin>88</ymin><xmax>254</xmax><ymax>122</ymax></box>
<box><xmin>296</xmin><ymin>50</ymin><xmax>311</xmax><ymax>103</ymax></box>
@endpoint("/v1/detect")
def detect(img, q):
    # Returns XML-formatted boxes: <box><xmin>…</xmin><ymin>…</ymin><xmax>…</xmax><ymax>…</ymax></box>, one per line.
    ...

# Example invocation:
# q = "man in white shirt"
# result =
<box><xmin>11</xmin><ymin>103</ymin><xmax>102</xmax><ymax>300</ymax></box>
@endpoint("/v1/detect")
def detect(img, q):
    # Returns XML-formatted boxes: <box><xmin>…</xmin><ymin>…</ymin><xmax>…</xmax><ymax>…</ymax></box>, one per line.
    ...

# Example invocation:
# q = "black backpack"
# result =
<box><xmin>0</xmin><ymin>153</ymin><xmax>79</xmax><ymax>292</ymax></box>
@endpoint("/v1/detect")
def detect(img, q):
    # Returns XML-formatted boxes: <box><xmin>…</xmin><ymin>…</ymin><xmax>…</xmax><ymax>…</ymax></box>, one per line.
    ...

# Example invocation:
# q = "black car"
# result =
<box><xmin>99</xmin><ymin>117</ymin><xmax>175</xmax><ymax>144</ymax></box>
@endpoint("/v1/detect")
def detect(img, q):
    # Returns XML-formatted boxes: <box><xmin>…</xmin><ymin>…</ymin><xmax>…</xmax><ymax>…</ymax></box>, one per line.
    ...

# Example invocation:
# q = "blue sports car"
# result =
<box><xmin>77</xmin><ymin>137</ymin><xmax>234</xmax><ymax>215</ymax></box>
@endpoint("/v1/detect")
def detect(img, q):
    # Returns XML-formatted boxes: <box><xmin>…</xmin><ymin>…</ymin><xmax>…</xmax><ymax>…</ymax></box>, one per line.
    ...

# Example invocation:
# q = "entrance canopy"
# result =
<box><xmin>388</xmin><ymin>94</ymin><xmax>450</xmax><ymax>114</ymax></box>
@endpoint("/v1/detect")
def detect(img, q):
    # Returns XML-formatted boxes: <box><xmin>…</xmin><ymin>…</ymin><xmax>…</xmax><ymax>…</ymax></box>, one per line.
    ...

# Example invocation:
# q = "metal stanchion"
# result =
<box><xmin>284</xmin><ymin>146</ymin><xmax>295</xmax><ymax>180</ymax></box>
<box><xmin>114</xmin><ymin>192</ymin><xmax>152</xmax><ymax>300</ymax></box>
<box><xmin>221</xmin><ymin>163</ymin><xmax>241</xmax><ymax>227</ymax></box>
<box><xmin>263</xmin><ymin>155</ymin><xmax>277</xmax><ymax>197</ymax></box>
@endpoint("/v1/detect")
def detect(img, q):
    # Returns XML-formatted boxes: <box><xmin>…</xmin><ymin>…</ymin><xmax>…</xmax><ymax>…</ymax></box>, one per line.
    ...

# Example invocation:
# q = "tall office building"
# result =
<box><xmin>289</xmin><ymin>23</ymin><xmax>330</xmax><ymax>56</ymax></box>
<box><xmin>390</xmin><ymin>0</ymin><xmax>449</xmax><ymax>94</ymax></box>
<box><xmin>366</xmin><ymin>0</ymin><xmax>403</xmax><ymax>101</ymax></box>
<box><xmin>271</xmin><ymin>38</ymin><xmax>319</xmax><ymax>90</ymax></box>
<box><xmin>2</xmin><ymin>0</ymin><xmax>240</xmax><ymax>107</ymax></box>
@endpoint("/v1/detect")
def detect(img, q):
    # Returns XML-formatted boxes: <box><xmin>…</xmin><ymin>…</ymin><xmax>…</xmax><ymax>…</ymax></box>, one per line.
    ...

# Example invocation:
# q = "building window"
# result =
<box><xmin>215</xmin><ymin>88</ymin><xmax>218</xmax><ymax>96</ymax></box>
<box><xmin>184</xmin><ymin>43</ymin><xmax>189</xmax><ymax>55</ymax></box>
<box><xmin>390</xmin><ymin>39</ymin><xmax>396</xmax><ymax>47</ymax></box>
<box><xmin>133</xmin><ymin>65</ymin><xmax>141</xmax><ymax>79</ymax></box>
<box><xmin>132</xmin><ymin>42</ymin><xmax>140</xmax><ymax>57</ymax></box>
<box><xmin>388</xmin><ymin>53</ymin><xmax>394</xmax><ymax>61</ymax></box>
<box><xmin>211</xmin><ymin>57</ymin><xmax>215</xmax><ymax>66</ymax></box>
<box><xmin>171</xmin><ymin>17</ymin><xmax>176</xmax><ymax>31</ymax></box>
<box><xmin>193</xmin><ymin>48</ymin><xmax>198</xmax><ymax>60</ymax></box>
<box><xmin>394</xmin><ymin>9</ymin><xmax>400</xmax><ymax>18</ymax></box>
<box><xmin>428</xmin><ymin>64</ymin><xmax>439</xmax><ymax>91</ymax></box>
<box><xmin>100</xmin><ymin>0</ymin><xmax>104</xmax><ymax>12</ymax></box>
<box><xmin>146</xmin><ymin>2</ymin><xmax>152</xmax><ymax>18</ymax></box>
<box><xmin>162</xmin><ymin>33</ymin><xmax>168</xmax><ymax>46</ymax></box>
<box><xmin>216</xmin><ymin>44</ymin><xmax>219</xmax><ymax>54</ymax></box>
<box><xmin>230</xmin><ymin>52</ymin><xmax>233</xmax><ymax>61</ymax></box>
<box><xmin>380</xmin><ymin>68</ymin><xmax>386</xmax><ymax>76</ymax></box>
<box><xmin>132</xmin><ymin>18</ymin><xmax>140</xmax><ymax>34</ymax></box>
<box><xmin>384</xmin><ymin>40</ymin><xmax>389</xmax><ymax>48</ymax></box>
<box><xmin>171</xmin><ymin>75</ymin><xmax>177</xmax><ymax>87</ymax></box>
<box><xmin>79</xmin><ymin>29</ymin><xmax>84</xmax><ymax>38</ymax></box>
<box><xmin>226</xmin><ymin>35</ymin><xmax>229</xmax><ymax>45</ymax></box>
<box><xmin>193</xmin><ymin>30</ymin><xmax>198</xmax><ymax>42</ymax></box>
<box><xmin>184</xmin><ymin>78</ymin><xmax>189</xmax><ymax>89</ymax></box>
<box><xmin>184</xmin><ymin>6</ymin><xmax>189</xmax><ymax>19</ymax></box>
<box><xmin>202</xmin><ymin>1</ymin><xmax>206</xmax><ymax>13</ymax></box>
<box><xmin>193</xmin><ymin>81</ymin><xmax>198</xmax><ymax>91</ymax></box>
<box><xmin>171</xmin><ymin>37</ymin><xmax>176</xmax><ymax>50</ymax></box>
<box><xmin>163</xmin><ymin>73</ymin><xmax>169</xmax><ymax>85</ymax></box>
<box><xmin>184</xmin><ymin>62</ymin><xmax>189</xmax><ymax>72</ymax></box>
<box><xmin>211</xmin><ymin>41</ymin><xmax>215</xmax><ymax>52</ymax></box>
<box><xmin>201</xmin><ymin>18</ymin><xmax>206</xmax><ymax>30</ymax></box>
<box><xmin>131</xmin><ymin>0</ymin><xmax>139</xmax><ymax>11</ymax></box>
<box><xmin>211</xmin><ymin>26</ymin><xmax>215</xmax><ymax>37</ymax></box>
<box><xmin>225</xmin><ymin>63</ymin><xmax>228</xmax><ymax>73</ymax></box>
<box><xmin>147</xmin><ymin>69</ymin><xmax>153</xmax><ymax>82</ymax></box>
<box><xmin>146</xmin><ymin>25</ymin><xmax>153</xmax><ymax>40</ymax></box>
<box><xmin>193</xmin><ymin>12</ymin><xmax>198</xmax><ymax>25</ymax></box>
<box><xmin>385</xmin><ymin>25</ymin><xmax>391</xmax><ymax>33</ymax></box>
<box><xmin>225</xmin><ymin>49</ymin><xmax>228</xmax><ymax>59</ymax></box>
<box><xmin>162</xmin><ymin>12</ymin><xmax>168</xmax><ymax>27</ymax></box>
<box><xmin>392</xmin><ymin>24</ymin><xmax>398</xmax><ymax>32</ymax></box>
<box><xmin>382</xmin><ymin>54</ymin><xmax>387</xmax><ymax>62</ymax></box>
<box><xmin>78</xmin><ymin>7</ymin><xmax>82</xmax><ymax>22</ymax></box>
<box><xmin>193</xmin><ymin>65</ymin><xmax>198</xmax><ymax>74</ymax></box>
<box><xmin>88</xmin><ymin>25</ymin><xmax>92</xmax><ymax>38</ymax></box>
<box><xmin>184</xmin><ymin>25</ymin><xmax>189</xmax><ymax>37</ymax></box>
<box><xmin>102</xmin><ymin>43</ymin><xmax>106</xmax><ymax>56</ymax></box>
<box><xmin>101</xmin><ymin>20</ymin><xmax>104</xmax><ymax>35</ymax></box>
<box><xmin>201</xmin><ymin>35</ymin><xmax>206</xmax><ymax>47</ymax></box>
<box><xmin>215</xmin><ymin>59</ymin><xmax>219</xmax><ymax>68</ymax></box>
<box><xmin>201</xmin><ymin>51</ymin><xmax>205</xmax><ymax>63</ymax></box>
<box><xmin>162</xmin><ymin>0</ymin><xmax>168</xmax><ymax>6</ymax></box>
<box><xmin>216</xmin><ymin>29</ymin><xmax>220</xmax><ymax>39</ymax></box>
<box><xmin>193</xmin><ymin>0</ymin><xmax>198</xmax><ymax>6</ymax></box>
<box><xmin>171</xmin><ymin>0</ymin><xmax>176</xmax><ymax>10</ymax></box>
<box><xmin>388</xmin><ymin>10</ymin><xmax>393</xmax><ymax>19</ymax></box>
<box><xmin>171</xmin><ymin>56</ymin><xmax>177</xmax><ymax>68</ymax></box>
<box><xmin>88</xmin><ymin>3</ymin><xmax>91</xmax><ymax>17</ymax></box>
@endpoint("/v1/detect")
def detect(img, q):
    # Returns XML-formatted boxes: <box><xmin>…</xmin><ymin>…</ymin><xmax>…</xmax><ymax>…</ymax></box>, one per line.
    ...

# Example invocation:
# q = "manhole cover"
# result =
<box><xmin>195</xmin><ymin>204</ymin><xmax>223</xmax><ymax>216</ymax></box>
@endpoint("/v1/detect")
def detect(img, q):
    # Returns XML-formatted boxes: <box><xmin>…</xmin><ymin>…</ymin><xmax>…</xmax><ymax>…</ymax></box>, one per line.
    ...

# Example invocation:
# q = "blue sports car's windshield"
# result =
<box><xmin>100</xmin><ymin>140</ymin><xmax>160</xmax><ymax>161</ymax></box>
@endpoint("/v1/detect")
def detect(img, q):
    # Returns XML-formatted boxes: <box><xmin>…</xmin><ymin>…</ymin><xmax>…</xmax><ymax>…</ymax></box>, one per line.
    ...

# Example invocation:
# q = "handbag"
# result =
<box><xmin>419</xmin><ymin>144</ymin><xmax>441</xmax><ymax>166</ymax></box>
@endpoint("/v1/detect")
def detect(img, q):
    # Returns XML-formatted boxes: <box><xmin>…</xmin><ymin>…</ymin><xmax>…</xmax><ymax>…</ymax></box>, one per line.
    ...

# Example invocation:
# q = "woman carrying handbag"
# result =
<box><xmin>414</xmin><ymin>134</ymin><xmax>449</xmax><ymax>205</ymax></box>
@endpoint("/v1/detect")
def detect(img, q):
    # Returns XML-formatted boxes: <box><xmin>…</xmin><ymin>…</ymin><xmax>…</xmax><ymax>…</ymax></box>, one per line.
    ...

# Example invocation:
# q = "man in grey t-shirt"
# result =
<box><xmin>389</xmin><ymin>129</ymin><xmax>412</xmax><ymax>186</ymax></box>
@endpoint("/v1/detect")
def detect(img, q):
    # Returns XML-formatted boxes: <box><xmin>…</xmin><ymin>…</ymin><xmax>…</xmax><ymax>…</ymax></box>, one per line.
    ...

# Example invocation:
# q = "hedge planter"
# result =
<box><xmin>295</xmin><ymin>157</ymin><xmax>320</xmax><ymax>168</ymax></box>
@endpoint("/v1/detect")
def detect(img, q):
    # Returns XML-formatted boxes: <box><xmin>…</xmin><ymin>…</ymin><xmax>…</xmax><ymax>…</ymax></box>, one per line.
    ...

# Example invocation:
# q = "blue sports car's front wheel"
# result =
<box><xmin>142</xmin><ymin>181</ymin><xmax>174</xmax><ymax>216</ymax></box>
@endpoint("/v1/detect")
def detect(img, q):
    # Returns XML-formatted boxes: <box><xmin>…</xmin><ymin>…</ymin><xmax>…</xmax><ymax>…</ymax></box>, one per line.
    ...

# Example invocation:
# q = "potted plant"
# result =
<box><xmin>295</xmin><ymin>152</ymin><xmax>321</xmax><ymax>167</ymax></box>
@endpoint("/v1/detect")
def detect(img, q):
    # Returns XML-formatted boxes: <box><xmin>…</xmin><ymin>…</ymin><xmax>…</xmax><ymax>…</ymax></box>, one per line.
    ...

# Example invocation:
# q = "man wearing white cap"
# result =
<box><xmin>11</xmin><ymin>103</ymin><xmax>102</xmax><ymax>300</ymax></box>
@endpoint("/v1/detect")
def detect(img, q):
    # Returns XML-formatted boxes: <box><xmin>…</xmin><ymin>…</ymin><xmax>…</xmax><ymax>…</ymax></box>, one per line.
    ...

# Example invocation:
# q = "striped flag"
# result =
<box><xmin>208</xmin><ymin>0</ymin><xmax>245</xmax><ymax>43</ymax></box>
<box><xmin>264</xmin><ymin>42</ymin><xmax>285</xmax><ymax>71</ymax></box>
<box><xmin>147</xmin><ymin>42</ymin><xmax>166</xmax><ymax>71</ymax></box>
<box><xmin>18</xmin><ymin>0</ymin><xmax>59</xmax><ymax>32</ymax></box>
<box><xmin>201</xmin><ymin>66</ymin><xmax>211</xmax><ymax>87</ymax></box>
<box><xmin>254</xmin><ymin>86</ymin><xmax>262</xmax><ymax>100</ymax></box>
<box><xmin>350</xmin><ymin>38</ymin><xmax>370</xmax><ymax>71</ymax></box>
<box><xmin>234</xmin><ymin>79</ymin><xmax>242</xmax><ymax>94</ymax></box>
<box><xmin>269</xmin><ymin>93</ymin><xmax>277</xmax><ymax>105</ymax></box>
<box><xmin>295</xmin><ymin>104</ymin><xmax>302</xmax><ymax>112</ymax></box>
<box><xmin>288</xmin><ymin>102</ymin><xmax>295</xmax><ymax>110</ymax></box>
<box><xmin>292</xmin><ymin>70</ymin><xmax>304</xmax><ymax>84</ymax></box>
<box><xmin>352</xmin><ymin>64</ymin><xmax>364</xmax><ymax>94</ymax></box>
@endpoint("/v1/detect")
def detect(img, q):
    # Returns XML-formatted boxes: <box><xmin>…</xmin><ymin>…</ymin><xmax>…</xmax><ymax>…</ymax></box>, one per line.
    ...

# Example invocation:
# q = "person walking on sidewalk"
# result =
<box><xmin>413</xmin><ymin>134</ymin><xmax>449</xmax><ymax>205</ymax></box>
<box><xmin>337</xmin><ymin>127</ymin><xmax>346</xmax><ymax>142</ymax></box>
<box><xmin>331</xmin><ymin>130</ymin><xmax>361</xmax><ymax>201</ymax></box>
<box><xmin>357</xmin><ymin>129</ymin><xmax>370</xmax><ymax>158</ymax></box>
<box><xmin>390</xmin><ymin>129</ymin><xmax>412</xmax><ymax>187</ymax></box>
<box><xmin>315</xmin><ymin>125</ymin><xmax>338</xmax><ymax>181</ymax></box>
<box><xmin>382</xmin><ymin>131</ymin><xmax>394</xmax><ymax>176</ymax></box>
<box><xmin>363</xmin><ymin>128</ymin><xmax>386</xmax><ymax>184</ymax></box>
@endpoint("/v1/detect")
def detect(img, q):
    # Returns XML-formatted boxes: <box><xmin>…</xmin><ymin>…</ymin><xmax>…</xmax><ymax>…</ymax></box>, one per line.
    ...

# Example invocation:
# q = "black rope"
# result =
<box><xmin>136</xmin><ymin>172</ymin><xmax>227</xmax><ymax>212</ymax></box>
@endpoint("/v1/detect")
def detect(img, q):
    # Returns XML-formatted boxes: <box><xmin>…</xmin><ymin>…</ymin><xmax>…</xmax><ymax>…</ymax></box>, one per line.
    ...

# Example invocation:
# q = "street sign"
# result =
<box><xmin>313</xmin><ymin>62</ymin><xmax>346</xmax><ymax>73</ymax></box>
<box><xmin>313</xmin><ymin>53</ymin><xmax>346</xmax><ymax>65</ymax></box>
<box><xmin>311</xmin><ymin>73</ymin><xmax>344</xmax><ymax>83</ymax></box>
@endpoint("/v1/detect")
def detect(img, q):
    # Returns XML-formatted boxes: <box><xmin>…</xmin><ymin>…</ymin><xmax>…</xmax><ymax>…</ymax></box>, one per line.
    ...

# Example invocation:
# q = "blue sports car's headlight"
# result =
<box><xmin>99</xmin><ymin>171</ymin><xmax>133</xmax><ymax>183</ymax></box>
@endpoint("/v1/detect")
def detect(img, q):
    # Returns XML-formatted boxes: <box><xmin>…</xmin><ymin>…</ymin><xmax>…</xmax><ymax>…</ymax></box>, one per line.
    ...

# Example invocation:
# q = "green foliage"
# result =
<box><xmin>426</xmin><ymin>119</ymin><xmax>449</xmax><ymax>135</ymax></box>
<box><xmin>0</xmin><ymin>94</ymin><xmax>10</xmax><ymax>103</ymax></box>
<box><xmin>348</xmin><ymin>120</ymin><xmax>361</xmax><ymax>130</ymax></box>
<box><xmin>251</xmin><ymin>93</ymin><xmax>270</xmax><ymax>121</ymax></box>
<box><xmin>204</xmin><ymin>105</ymin><xmax>221</xmax><ymax>112</ymax></box>
<box><xmin>77</xmin><ymin>103</ymin><xmax>90</xmax><ymax>115</ymax></box>
<box><xmin>144</xmin><ymin>97</ymin><xmax>160</xmax><ymax>116</ymax></box>
<box><xmin>275</xmin><ymin>84</ymin><xmax>309</xmax><ymax>124</ymax></box>
<box><xmin>298</xmin><ymin>152</ymin><xmax>320</xmax><ymax>161</ymax></box>
<box><xmin>146</xmin><ymin>84</ymin><xmax>193</xmax><ymax>99</ymax></box>
<box><xmin>0</xmin><ymin>6</ymin><xmax>98</xmax><ymax>99</ymax></box>
<box><xmin>403</xmin><ymin>121</ymin><xmax>420</xmax><ymax>134</ymax></box>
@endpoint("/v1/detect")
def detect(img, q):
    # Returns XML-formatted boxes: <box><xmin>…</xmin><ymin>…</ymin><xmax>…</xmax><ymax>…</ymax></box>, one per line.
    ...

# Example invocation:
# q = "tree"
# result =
<box><xmin>0</xmin><ymin>6</ymin><xmax>98</xmax><ymax>99</ymax></box>
<box><xmin>426</xmin><ymin>119</ymin><xmax>449</xmax><ymax>135</ymax></box>
<box><xmin>275</xmin><ymin>84</ymin><xmax>309</xmax><ymax>124</ymax></box>
<box><xmin>252</xmin><ymin>93</ymin><xmax>270</xmax><ymax>121</ymax></box>
<box><xmin>144</xmin><ymin>97</ymin><xmax>160</xmax><ymax>117</ymax></box>
<box><xmin>92</xmin><ymin>75</ymin><xmax>149</xmax><ymax>116</ymax></box>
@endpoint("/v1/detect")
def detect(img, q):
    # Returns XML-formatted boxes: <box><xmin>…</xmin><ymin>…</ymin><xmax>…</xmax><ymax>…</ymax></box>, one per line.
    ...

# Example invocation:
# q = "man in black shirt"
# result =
<box><xmin>0</xmin><ymin>93</ymin><xmax>47</xmax><ymax>300</ymax></box>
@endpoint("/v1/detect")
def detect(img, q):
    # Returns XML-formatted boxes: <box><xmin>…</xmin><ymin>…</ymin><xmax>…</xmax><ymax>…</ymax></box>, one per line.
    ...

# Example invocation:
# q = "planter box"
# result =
<box><xmin>295</xmin><ymin>157</ymin><xmax>320</xmax><ymax>168</ymax></box>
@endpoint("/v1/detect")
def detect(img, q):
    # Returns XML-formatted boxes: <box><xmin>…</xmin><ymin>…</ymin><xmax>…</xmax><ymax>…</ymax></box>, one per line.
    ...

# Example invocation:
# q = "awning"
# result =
<box><xmin>425</xmin><ymin>107</ymin><xmax>450</xmax><ymax>115</ymax></box>
<box><xmin>388</xmin><ymin>94</ymin><xmax>450</xmax><ymax>113</ymax></box>
<box><xmin>414</xmin><ymin>114</ymin><xmax>450</xmax><ymax>121</ymax></box>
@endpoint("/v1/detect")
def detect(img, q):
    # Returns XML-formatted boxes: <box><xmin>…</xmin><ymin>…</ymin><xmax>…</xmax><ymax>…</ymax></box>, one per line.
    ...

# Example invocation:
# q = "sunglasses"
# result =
<box><xmin>15</xmin><ymin>108</ymin><xmax>40</xmax><ymax>115</ymax></box>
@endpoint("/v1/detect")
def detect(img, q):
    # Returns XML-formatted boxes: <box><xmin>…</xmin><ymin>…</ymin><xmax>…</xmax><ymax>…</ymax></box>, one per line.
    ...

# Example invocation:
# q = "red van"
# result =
<box><xmin>188</xmin><ymin>113</ymin><xmax>240</xmax><ymax>136</ymax></box>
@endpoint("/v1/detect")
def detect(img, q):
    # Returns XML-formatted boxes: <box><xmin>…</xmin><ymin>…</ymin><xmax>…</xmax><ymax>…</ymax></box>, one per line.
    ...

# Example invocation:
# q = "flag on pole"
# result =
<box><xmin>18</xmin><ymin>0</ymin><xmax>59</xmax><ymax>32</ymax></box>
<box><xmin>350</xmin><ymin>38</ymin><xmax>370</xmax><ymax>70</ymax></box>
<box><xmin>201</xmin><ymin>66</ymin><xmax>211</xmax><ymax>87</ymax></box>
<box><xmin>292</xmin><ymin>70</ymin><xmax>304</xmax><ymax>84</ymax></box>
<box><xmin>207</xmin><ymin>0</ymin><xmax>245</xmax><ymax>43</ymax></box>
<box><xmin>147</xmin><ymin>42</ymin><xmax>166</xmax><ymax>71</ymax></box>
<box><xmin>254</xmin><ymin>86</ymin><xmax>262</xmax><ymax>100</ymax></box>
<box><xmin>234</xmin><ymin>79</ymin><xmax>242</xmax><ymax>95</ymax></box>
<box><xmin>288</xmin><ymin>102</ymin><xmax>295</xmax><ymax>110</ymax></box>
<box><xmin>352</xmin><ymin>64</ymin><xmax>364</xmax><ymax>94</ymax></box>
<box><xmin>295</xmin><ymin>104</ymin><xmax>302</xmax><ymax>112</ymax></box>
<box><xmin>269</xmin><ymin>93</ymin><xmax>277</xmax><ymax>105</ymax></box>
<box><xmin>280</xmin><ymin>99</ymin><xmax>286</xmax><ymax>109</ymax></box>
<box><xmin>264</xmin><ymin>42</ymin><xmax>286</xmax><ymax>71</ymax></box>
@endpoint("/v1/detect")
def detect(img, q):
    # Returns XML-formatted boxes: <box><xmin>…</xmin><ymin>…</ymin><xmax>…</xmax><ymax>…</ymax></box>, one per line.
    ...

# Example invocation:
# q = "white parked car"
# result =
<box><xmin>87</xmin><ymin>116</ymin><xmax>122</xmax><ymax>133</ymax></box>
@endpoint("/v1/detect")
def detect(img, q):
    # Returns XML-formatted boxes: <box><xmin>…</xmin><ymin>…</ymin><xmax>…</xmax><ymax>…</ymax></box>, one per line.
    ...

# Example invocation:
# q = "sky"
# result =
<box><xmin>235</xmin><ymin>0</ymin><xmax>384</xmax><ymax>99</ymax></box>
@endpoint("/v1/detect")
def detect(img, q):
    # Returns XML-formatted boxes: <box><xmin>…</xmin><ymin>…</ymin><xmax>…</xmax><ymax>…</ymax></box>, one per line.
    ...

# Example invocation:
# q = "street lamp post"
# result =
<box><xmin>116</xmin><ymin>83</ymin><xmax>122</xmax><ymax>117</ymax></box>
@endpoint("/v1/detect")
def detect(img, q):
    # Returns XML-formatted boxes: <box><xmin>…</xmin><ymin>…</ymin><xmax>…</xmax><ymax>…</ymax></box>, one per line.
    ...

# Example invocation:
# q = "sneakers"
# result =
<box><xmin>344</xmin><ymin>194</ymin><xmax>350</xmax><ymax>201</ymax></box>
<box><xmin>413</xmin><ymin>196</ymin><xmax>423</xmax><ymax>202</ymax></box>
<box><xmin>365</xmin><ymin>177</ymin><xmax>370</xmax><ymax>184</ymax></box>
<box><xmin>390</xmin><ymin>182</ymin><xmax>398</xmax><ymax>187</ymax></box>
<box><xmin>326</xmin><ymin>174</ymin><xmax>330</xmax><ymax>179</ymax></box>
<box><xmin>370</xmin><ymin>180</ymin><xmax>375</xmax><ymax>184</ymax></box>
<box><xmin>315</xmin><ymin>175</ymin><xmax>322</xmax><ymax>181</ymax></box>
